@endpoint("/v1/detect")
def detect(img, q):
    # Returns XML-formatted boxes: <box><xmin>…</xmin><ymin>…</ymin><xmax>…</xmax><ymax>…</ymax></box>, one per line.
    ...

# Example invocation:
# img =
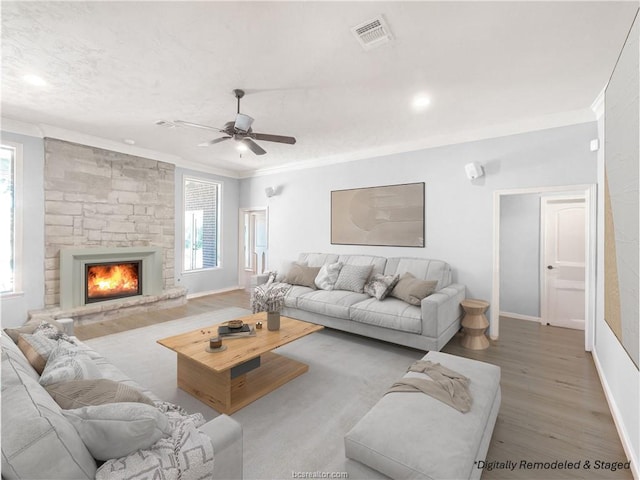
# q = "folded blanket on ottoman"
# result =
<box><xmin>386</xmin><ymin>360</ymin><xmax>472</xmax><ymax>412</ymax></box>
<box><xmin>96</xmin><ymin>402</ymin><xmax>214</xmax><ymax>480</ymax></box>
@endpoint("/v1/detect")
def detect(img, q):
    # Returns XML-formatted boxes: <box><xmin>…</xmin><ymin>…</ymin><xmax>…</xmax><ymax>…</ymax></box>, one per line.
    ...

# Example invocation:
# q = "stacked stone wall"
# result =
<box><xmin>44</xmin><ymin>138</ymin><xmax>175</xmax><ymax>307</ymax></box>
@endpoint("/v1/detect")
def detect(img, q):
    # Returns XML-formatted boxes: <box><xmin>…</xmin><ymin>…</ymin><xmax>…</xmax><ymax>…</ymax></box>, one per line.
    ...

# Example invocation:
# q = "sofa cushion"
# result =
<box><xmin>337</xmin><ymin>254</ymin><xmax>387</xmax><ymax>276</ymax></box>
<box><xmin>46</xmin><ymin>378</ymin><xmax>155</xmax><ymax>409</ymax></box>
<box><xmin>282</xmin><ymin>284</ymin><xmax>315</xmax><ymax>308</ymax></box>
<box><xmin>297</xmin><ymin>289</ymin><xmax>369</xmax><ymax>319</ymax></box>
<box><xmin>364</xmin><ymin>273</ymin><xmax>400</xmax><ymax>301</ymax></box>
<box><xmin>384</xmin><ymin>257</ymin><xmax>452</xmax><ymax>290</ymax></box>
<box><xmin>298</xmin><ymin>253</ymin><xmax>340</xmax><ymax>267</ymax></box>
<box><xmin>39</xmin><ymin>342</ymin><xmax>102</xmax><ymax>387</ymax></box>
<box><xmin>1</xmin><ymin>335</ymin><xmax>97</xmax><ymax>479</ymax></box>
<box><xmin>62</xmin><ymin>403</ymin><xmax>171</xmax><ymax>461</ymax></box>
<box><xmin>334</xmin><ymin>264</ymin><xmax>373</xmax><ymax>293</ymax></box>
<box><xmin>314</xmin><ymin>262</ymin><xmax>344</xmax><ymax>290</ymax></box>
<box><xmin>389</xmin><ymin>272</ymin><xmax>437</xmax><ymax>306</ymax></box>
<box><xmin>349</xmin><ymin>297</ymin><xmax>423</xmax><ymax>334</ymax></box>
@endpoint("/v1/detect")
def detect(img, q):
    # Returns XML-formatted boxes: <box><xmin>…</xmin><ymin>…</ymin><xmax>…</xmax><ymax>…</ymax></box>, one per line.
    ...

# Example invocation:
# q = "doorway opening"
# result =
<box><xmin>492</xmin><ymin>184</ymin><xmax>596</xmax><ymax>351</ymax></box>
<box><xmin>238</xmin><ymin>207</ymin><xmax>268</xmax><ymax>290</ymax></box>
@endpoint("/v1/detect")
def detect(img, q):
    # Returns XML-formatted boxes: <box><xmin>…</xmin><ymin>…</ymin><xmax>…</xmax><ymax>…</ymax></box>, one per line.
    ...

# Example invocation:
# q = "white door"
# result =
<box><xmin>541</xmin><ymin>197</ymin><xmax>586</xmax><ymax>330</ymax></box>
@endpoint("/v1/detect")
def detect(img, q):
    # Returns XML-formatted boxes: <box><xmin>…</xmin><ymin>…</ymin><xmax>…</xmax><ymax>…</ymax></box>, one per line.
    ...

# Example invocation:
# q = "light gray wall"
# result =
<box><xmin>594</xmin><ymin>10</ymin><xmax>639</xmax><ymax>472</ymax></box>
<box><xmin>0</xmin><ymin>131</ymin><xmax>45</xmax><ymax>327</ymax></box>
<box><xmin>240</xmin><ymin>122</ymin><xmax>598</xmax><ymax>317</ymax></box>
<box><xmin>174</xmin><ymin>167</ymin><xmax>240</xmax><ymax>296</ymax></box>
<box><xmin>499</xmin><ymin>194</ymin><xmax>540</xmax><ymax>318</ymax></box>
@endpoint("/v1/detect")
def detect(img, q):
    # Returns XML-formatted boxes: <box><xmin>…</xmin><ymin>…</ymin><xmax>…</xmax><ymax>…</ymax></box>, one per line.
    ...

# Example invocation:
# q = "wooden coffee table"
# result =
<box><xmin>157</xmin><ymin>313</ymin><xmax>323</xmax><ymax>414</ymax></box>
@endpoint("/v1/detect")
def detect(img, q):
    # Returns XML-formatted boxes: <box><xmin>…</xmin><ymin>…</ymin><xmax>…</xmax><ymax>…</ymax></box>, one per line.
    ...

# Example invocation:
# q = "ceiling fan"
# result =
<box><xmin>172</xmin><ymin>89</ymin><xmax>296</xmax><ymax>156</ymax></box>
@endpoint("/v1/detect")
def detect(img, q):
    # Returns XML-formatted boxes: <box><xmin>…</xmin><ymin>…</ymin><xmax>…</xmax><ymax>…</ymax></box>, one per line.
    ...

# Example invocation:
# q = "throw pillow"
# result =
<box><xmin>34</xmin><ymin>321</ymin><xmax>76</xmax><ymax>344</ymax></box>
<box><xmin>364</xmin><ymin>273</ymin><xmax>400</xmax><ymax>301</ymax></box>
<box><xmin>4</xmin><ymin>319</ymin><xmax>66</xmax><ymax>344</ymax></box>
<box><xmin>285</xmin><ymin>263</ymin><xmax>321</xmax><ymax>289</ymax></box>
<box><xmin>390</xmin><ymin>272</ymin><xmax>438</xmax><ymax>306</ymax></box>
<box><xmin>314</xmin><ymin>262</ymin><xmax>344</xmax><ymax>290</ymax></box>
<box><xmin>17</xmin><ymin>332</ymin><xmax>59</xmax><ymax>374</ymax></box>
<box><xmin>39</xmin><ymin>342</ymin><xmax>102</xmax><ymax>387</ymax></box>
<box><xmin>334</xmin><ymin>264</ymin><xmax>374</xmax><ymax>293</ymax></box>
<box><xmin>62</xmin><ymin>403</ymin><xmax>171</xmax><ymax>461</ymax></box>
<box><xmin>46</xmin><ymin>379</ymin><xmax>155</xmax><ymax>409</ymax></box>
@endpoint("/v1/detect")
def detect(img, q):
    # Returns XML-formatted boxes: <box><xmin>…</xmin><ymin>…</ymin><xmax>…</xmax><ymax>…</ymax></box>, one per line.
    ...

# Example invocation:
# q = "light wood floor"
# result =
<box><xmin>75</xmin><ymin>291</ymin><xmax>632</xmax><ymax>479</ymax></box>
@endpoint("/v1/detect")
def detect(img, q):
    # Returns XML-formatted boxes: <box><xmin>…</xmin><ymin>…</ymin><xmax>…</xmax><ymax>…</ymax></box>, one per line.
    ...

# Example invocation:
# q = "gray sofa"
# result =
<box><xmin>261</xmin><ymin>253</ymin><xmax>466</xmax><ymax>351</ymax></box>
<box><xmin>1</xmin><ymin>319</ymin><xmax>243</xmax><ymax>479</ymax></box>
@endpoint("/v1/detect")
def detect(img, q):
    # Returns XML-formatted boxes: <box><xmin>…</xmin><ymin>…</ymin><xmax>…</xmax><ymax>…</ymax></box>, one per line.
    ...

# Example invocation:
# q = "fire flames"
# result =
<box><xmin>87</xmin><ymin>263</ymin><xmax>139</xmax><ymax>299</ymax></box>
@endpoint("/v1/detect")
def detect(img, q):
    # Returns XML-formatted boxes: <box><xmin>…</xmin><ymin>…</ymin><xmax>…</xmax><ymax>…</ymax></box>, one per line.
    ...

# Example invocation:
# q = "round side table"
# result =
<box><xmin>460</xmin><ymin>299</ymin><xmax>490</xmax><ymax>350</ymax></box>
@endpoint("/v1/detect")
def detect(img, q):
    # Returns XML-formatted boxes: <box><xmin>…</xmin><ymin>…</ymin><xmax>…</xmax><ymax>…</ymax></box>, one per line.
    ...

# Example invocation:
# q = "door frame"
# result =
<box><xmin>238</xmin><ymin>206</ymin><xmax>269</xmax><ymax>288</ymax></box>
<box><xmin>540</xmin><ymin>194</ymin><xmax>587</xmax><ymax>330</ymax></box>
<box><xmin>492</xmin><ymin>184</ymin><xmax>596</xmax><ymax>351</ymax></box>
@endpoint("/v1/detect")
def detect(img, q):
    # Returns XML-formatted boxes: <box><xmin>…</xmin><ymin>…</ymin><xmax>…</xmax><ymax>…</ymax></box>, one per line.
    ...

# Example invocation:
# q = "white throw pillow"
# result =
<box><xmin>314</xmin><ymin>262</ymin><xmax>344</xmax><ymax>290</ymax></box>
<box><xmin>39</xmin><ymin>342</ymin><xmax>102</xmax><ymax>386</ymax></box>
<box><xmin>334</xmin><ymin>264</ymin><xmax>374</xmax><ymax>293</ymax></box>
<box><xmin>62</xmin><ymin>403</ymin><xmax>171</xmax><ymax>461</ymax></box>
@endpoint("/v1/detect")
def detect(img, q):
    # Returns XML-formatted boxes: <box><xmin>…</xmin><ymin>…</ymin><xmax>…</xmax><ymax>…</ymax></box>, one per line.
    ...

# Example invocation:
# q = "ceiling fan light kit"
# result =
<box><xmin>167</xmin><ymin>89</ymin><xmax>296</xmax><ymax>156</ymax></box>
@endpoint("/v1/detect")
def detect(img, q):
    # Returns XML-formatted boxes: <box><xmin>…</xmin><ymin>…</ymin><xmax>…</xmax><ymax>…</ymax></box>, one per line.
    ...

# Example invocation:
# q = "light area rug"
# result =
<box><xmin>85</xmin><ymin>307</ymin><xmax>425</xmax><ymax>479</ymax></box>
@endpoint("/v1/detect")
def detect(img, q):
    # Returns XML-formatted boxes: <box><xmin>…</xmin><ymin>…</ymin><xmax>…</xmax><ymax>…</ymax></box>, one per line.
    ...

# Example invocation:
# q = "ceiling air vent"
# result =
<box><xmin>351</xmin><ymin>16</ymin><xmax>392</xmax><ymax>51</ymax></box>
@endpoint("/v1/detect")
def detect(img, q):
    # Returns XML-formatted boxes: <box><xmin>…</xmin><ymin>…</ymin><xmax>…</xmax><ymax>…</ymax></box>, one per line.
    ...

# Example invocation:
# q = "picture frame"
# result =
<box><xmin>331</xmin><ymin>182</ymin><xmax>425</xmax><ymax>247</ymax></box>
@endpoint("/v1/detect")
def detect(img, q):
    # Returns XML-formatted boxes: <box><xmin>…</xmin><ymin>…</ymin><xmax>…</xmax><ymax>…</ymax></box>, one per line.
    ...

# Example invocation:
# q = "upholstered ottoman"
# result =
<box><xmin>345</xmin><ymin>351</ymin><xmax>501</xmax><ymax>480</ymax></box>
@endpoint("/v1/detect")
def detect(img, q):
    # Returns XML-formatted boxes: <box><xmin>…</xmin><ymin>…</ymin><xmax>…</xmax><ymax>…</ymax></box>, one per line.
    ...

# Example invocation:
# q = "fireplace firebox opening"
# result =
<box><xmin>85</xmin><ymin>261</ymin><xmax>142</xmax><ymax>304</ymax></box>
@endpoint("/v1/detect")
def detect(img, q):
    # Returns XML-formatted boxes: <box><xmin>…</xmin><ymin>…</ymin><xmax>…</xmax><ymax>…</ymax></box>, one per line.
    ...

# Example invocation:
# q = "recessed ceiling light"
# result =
<box><xmin>412</xmin><ymin>94</ymin><xmax>431</xmax><ymax>112</ymax></box>
<box><xmin>123</xmin><ymin>139</ymin><xmax>136</xmax><ymax>145</ymax></box>
<box><xmin>22</xmin><ymin>74</ymin><xmax>47</xmax><ymax>87</ymax></box>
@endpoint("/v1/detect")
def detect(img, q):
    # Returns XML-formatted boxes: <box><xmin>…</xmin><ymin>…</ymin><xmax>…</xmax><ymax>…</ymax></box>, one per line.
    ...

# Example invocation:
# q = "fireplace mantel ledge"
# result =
<box><xmin>29</xmin><ymin>286</ymin><xmax>187</xmax><ymax>324</ymax></box>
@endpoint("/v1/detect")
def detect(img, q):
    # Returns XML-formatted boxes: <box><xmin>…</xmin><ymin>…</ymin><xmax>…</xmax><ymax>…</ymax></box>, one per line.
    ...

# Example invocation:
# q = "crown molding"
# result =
<box><xmin>241</xmin><ymin>107</ymin><xmax>597</xmax><ymax>178</ymax></box>
<box><xmin>591</xmin><ymin>86</ymin><xmax>606</xmax><ymax>119</ymax></box>
<box><xmin>1</xmin><ymin>118</ymin><xmax>240</xmax><ymax>179</ymax></box>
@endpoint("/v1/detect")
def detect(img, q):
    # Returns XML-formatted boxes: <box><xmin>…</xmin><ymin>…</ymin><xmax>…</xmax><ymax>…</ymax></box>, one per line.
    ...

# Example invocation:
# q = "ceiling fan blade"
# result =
<box><xmin>174</xmin><ymin>120</ymin><xmax>222</xmax><ymax>132</ymax></box>
<box><xmin>198</xmin><ymin>136</ymin><xmax>231</xmax><ymax>147</ymax></box>
<box><xmin>234</xmin><ymin>113</ymin><xmax>254</xmax><ymax>132</ymax></box>
<box><xmin>242</xmin><ymin>138</ymin><xmax>267</xmax><ymax>155</ymax></box>
<box><xmin>251</xmin><ymin>132</ymin><xmax>297</xmax><ymax>145</ymax></box>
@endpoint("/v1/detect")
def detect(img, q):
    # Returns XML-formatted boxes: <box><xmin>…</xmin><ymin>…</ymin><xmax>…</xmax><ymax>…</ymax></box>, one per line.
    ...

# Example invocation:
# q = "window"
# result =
<box><xmin>0</xmin><ymin>143</ymin><xmax>21</xmax><ymax>294</ymax></box>
<box><xmin>183</xmin><ymin>177</ymin><xmax>220</xmax><ymax>271</ymax></box>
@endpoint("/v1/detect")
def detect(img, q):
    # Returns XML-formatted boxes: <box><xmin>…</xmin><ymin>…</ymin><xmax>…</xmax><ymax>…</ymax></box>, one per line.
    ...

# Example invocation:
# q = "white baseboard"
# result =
<box><xmin>592</xmin><ymin>349</ymin><xmax>639</xmax><ymax>479</ymax></box>
<box><xmin>186</xmin><ymin>285</ymin><xmax>243</xmax><ymax>300</ymax></box>
<box><xmin>499</xmin><ymin>311</ymin><xmax>541</xmax><ymax>323</ymax></box>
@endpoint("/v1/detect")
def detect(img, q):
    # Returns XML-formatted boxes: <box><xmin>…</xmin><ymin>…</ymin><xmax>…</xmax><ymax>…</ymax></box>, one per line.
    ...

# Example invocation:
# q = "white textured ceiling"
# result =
<box><xmin>2</xmin><ymin>1</ymin><xmax>638</xmax><ymax>177</ymax></box>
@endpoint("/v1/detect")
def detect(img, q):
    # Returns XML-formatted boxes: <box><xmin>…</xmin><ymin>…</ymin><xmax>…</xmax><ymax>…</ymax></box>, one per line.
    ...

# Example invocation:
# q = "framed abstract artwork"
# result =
<box><xmin>331</xmin><ymin>182</ymin><xmax>425</xmax><ymax>247</ymax></box>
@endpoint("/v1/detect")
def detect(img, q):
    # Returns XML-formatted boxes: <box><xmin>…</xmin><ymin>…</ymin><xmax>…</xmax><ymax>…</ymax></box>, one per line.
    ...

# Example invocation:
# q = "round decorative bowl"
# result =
<box><xmin>227</xmin><ymin>320</ymin><xmax>244</xmax><ymax>330</ymax></box>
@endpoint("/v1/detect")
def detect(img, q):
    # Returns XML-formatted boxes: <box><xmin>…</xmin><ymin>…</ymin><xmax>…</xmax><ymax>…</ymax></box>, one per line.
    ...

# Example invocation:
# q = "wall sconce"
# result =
<box><xmin>265</xmin><ymin>186</ymin><xmax>277</xmax><ymax>198</ymax></box>
<box><xmin>464</xmin><ymin>162</ymin><xmax>484</xmax><ymax>180</ymax></box>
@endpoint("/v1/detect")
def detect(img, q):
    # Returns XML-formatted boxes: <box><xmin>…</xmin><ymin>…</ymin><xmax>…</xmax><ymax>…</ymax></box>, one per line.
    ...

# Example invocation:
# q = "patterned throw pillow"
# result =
<box><xmin>39</xmin><ymin>342</ymin><xmax>102</xmax><ymax>387</ymax></box>
<box><xmin>390</xmin><ymin>272</ymin><xmax>438</xmax><ymax>306</ymax></box>
<box><xmin>334</xmin><ymin>264</ymin><xmax>374</xmax><ymax>293</ymax></box>
<box><xmin>364</xmin><ymin>273</ymin><xmax>400</xmax><ymax>301</ymax></box>
<box><xmin>4</xmin><ymin>319</ymin><xmax>66</xmax><ymax>344</ymax></box>
<box><xmin>17</xmin><ymin>332</ymin><xmax>59</xmax><ymax>374</ymax></box>
<box><xmin>314</xmin><ymin>262</ymin><xmax>344</xmax><ymax>290</ymax></box>
<box><xmin>46</xmin><ymin>379</ymin><xmax>155</xmax><ymax>409</ymax></box>
<box><xmin>34</xmin><ymin>321</ymin><xmax>76</xmax><ymax>344</ymax></box>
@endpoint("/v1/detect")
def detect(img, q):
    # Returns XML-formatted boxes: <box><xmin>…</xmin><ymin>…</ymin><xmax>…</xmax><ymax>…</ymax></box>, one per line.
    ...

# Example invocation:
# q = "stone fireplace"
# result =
<box><xmin>29</xmin><ymin>138</ymin><xmax>186</xmax><ymax>325</ymax></box>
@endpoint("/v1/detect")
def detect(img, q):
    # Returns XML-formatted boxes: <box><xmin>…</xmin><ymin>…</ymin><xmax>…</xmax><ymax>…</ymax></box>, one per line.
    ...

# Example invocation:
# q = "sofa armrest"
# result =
<box><xmin>56</xmin><ymin>317</ymin><xmax>75</xmax><ymax>336</ymax></box>
<box><xmin>199</xmin><ymin>414</ymin><xmax>243</xmax><ymax>479</ymax></box>
<box><xmin>253</xmin><ymin>274</ymin><xmax>270</xmax><ymax>286</ymax></box>
<box><xmin>420</xmin><ymin>283</ymin><xmax>466</xmax><ymax>338</ymax></box>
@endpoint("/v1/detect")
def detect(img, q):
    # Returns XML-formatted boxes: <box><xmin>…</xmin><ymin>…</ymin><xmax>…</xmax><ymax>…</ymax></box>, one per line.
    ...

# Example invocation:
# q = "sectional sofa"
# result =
<box><xmin>259</xmin><ymin>253</ymin><xmax>466</xmax><ymax>351</ymax></box>
<box><xmin>1</xmin><ymin>319</ymin><xmax>243</xmax><ymax>479</ymax></box>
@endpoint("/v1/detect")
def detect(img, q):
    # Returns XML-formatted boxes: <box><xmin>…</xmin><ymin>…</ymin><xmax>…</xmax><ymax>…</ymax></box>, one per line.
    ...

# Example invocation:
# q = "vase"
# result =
<box><xmin>267</xmin><ymin>311</ymin><xmax>280</xmax><ymax>331</ymax></box>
